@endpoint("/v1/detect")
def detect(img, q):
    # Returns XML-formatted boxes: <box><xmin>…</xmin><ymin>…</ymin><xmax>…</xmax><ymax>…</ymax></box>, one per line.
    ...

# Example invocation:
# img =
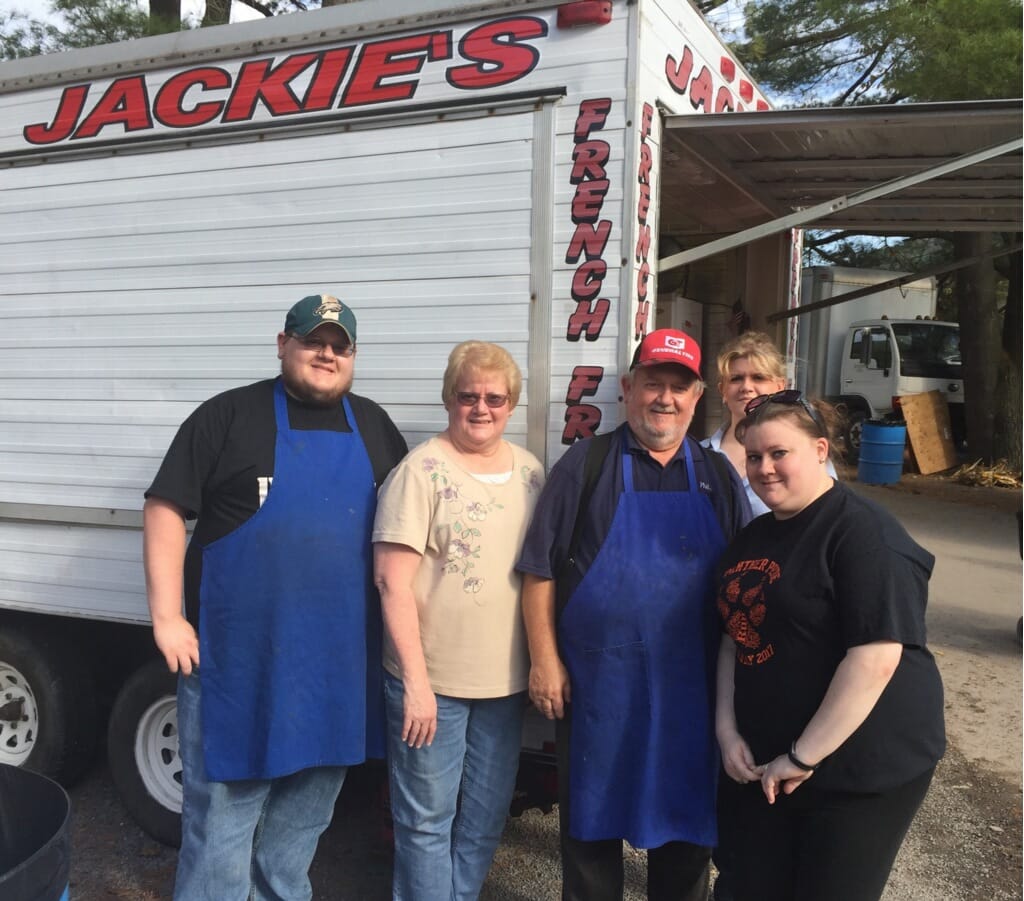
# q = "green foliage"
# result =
<box><xmin>51</xmin><ymin>0</ymin><xmax>149</xmax><ymax>47</ymax></box>
<box><xmin>735</xmin><ymin>1</ymin><xmax>893</xmax><ymax>104</ymax></box>
<box><xmin>1</xmin><ymin>0</ymin><xmax>154</xmax><ymax>59</ymax></box>
<box><xmin>886</xmin><ymin>0</ymin><xmax>1024</xmax><ymax>101</ymax></box>
<box><xmin>806</xmin><ymin>234</ymin><xmax>950</xmax><ymax>270</ymax></box>
<box><xmin>733</xmin><ymin>0</ymin><xmax>1023</xmax><ymax>105</ymax></box>
<box><xmin>0</xmin><ymin>0</ymin><xmax>328</xmax><ymax>59</ymax></box>
<box><xmin>0</xmin><ymin>0</ymin><xmax>315</xmax><ymax>59</ymax></box>
<box><xmin>0</xmin><ymin>10</ymin><xmax>64</xmax><ymax>58</ymax></box>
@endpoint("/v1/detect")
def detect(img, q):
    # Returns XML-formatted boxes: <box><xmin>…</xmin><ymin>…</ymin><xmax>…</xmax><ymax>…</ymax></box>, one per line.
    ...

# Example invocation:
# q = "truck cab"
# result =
<box><xmin>840</xmin><ymin>318</ymin><xmax>964</xmax><ymax>451</ymax></box>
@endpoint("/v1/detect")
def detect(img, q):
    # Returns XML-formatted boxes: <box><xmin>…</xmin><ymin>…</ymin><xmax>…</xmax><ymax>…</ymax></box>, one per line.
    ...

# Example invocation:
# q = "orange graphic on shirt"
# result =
<box><xmin>717</xmin><ymin>558</ymin><xmax>780</xmax><ymax>653</ymax></box>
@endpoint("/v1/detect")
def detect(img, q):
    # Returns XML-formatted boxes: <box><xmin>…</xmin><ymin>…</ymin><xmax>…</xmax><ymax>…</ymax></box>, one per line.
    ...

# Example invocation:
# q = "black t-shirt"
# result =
<box><xmin>146</xmin><ymin>378</ymin><xmax>408</xmax><ymax>625</ymax></box>
<box><xmin>716</xmin><ymin>481</ymin><xmax>945</xmax><ymax>793</ymax></box>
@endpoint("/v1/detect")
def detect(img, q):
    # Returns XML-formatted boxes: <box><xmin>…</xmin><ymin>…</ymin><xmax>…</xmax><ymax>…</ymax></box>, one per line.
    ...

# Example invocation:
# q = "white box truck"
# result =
<box><xmin>0</xmin><ymin>0</ymin><xmax>769</xmax><ymax>841</ymax></box>
<box><xmin>796</xmin><ymin>266</ymin><xmax>964</xmax><ymax>455</ymax></box>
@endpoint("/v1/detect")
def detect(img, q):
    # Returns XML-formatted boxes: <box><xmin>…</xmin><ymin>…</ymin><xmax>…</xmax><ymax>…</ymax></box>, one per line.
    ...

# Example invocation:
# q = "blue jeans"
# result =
<box><xmin>384</xmin><ymin>672</ymin><xmax>525</xmax><ymax>901</ymax></box>
<box><xmin>173</xmin><ymin>672</ymin><xmax>347</xmax><ymax>901</ymax></box>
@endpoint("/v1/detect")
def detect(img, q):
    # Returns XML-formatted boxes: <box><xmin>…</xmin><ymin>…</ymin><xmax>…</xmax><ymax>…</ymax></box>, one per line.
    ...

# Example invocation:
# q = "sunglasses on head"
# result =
<box><xmin>744</xmin><ymin>389</ymin><xmax>826</xmax><ymax>436</ymax></box>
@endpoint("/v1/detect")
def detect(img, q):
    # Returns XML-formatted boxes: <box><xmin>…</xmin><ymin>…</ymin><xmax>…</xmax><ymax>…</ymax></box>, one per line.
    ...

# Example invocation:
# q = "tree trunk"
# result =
<box><xmin>149</xmin><ymin>0</ymin><xmax>181</xmax><ymax>32</ymax></box>
<box><xmin>993</xmin><ymin>247</ymin><xmax>1022</xmax><ymax>469</ymax></box>
<box><xmin>203</xmin><ymin>0</ymin><xmax>231</xmax><ymax>27</ymax></box>
<box><xmin>954</xmin><ymin>232</ymin><xmax>1000</xmax><ymax>463</ymax></box>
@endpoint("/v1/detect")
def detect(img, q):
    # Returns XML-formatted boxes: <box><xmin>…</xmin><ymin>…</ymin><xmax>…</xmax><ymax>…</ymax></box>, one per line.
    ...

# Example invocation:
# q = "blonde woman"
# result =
<box><xmin>702</xmin><ymin>332</ymin><xmax>834</xmax><ymax>516</ymax></box>
<box><xmin>373</xmin><ymin>341</ymin><xmax>544</xmax><ymax>901</ymax></box>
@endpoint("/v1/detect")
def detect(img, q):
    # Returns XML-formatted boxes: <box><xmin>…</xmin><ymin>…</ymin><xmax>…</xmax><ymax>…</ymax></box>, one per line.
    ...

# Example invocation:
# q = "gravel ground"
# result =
<box><xmin>65</xmin><ymin>743</ymin><xmax>1023</xmax><ymax>900</ymax></box>
<box><xmin>65</xmin><ymin>474</ymin><xmax>1022</xmax><ymax>900</ymax></box>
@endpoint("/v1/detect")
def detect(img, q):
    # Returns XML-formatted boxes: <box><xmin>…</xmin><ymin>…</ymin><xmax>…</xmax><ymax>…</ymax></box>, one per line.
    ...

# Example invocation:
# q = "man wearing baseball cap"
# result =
<box><xmin>517</xmin><ymin>328</ymin><xmax>751</xmax><ymax>901</ymax></box>
<box><xmin>144</xmin><ymin>294</ymin><xmax>407</xmax><ymax>900</ymax></box>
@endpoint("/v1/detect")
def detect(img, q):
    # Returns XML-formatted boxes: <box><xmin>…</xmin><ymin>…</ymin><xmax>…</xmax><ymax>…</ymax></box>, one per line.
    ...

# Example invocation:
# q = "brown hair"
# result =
<box><xmin>441</xmin><ymin>341</ymin><xmax>523</xmax><ymax>409</ymax></box>
<box><xmin>736</xmin><ymin>396</ymin><xmax>840</xmax><ymax>451</ymax></box>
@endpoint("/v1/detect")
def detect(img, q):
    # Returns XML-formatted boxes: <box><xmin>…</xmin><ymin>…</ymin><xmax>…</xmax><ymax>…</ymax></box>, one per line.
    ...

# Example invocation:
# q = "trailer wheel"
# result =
<box><xmin>107</xmin><ymin>660</ymin><xmax>182</xmax><ymax>847</ymax></box>
<box><xmin>0</xmin><ymin>625</ymin><xmax>97</xmax><ymax>785</ymax></box>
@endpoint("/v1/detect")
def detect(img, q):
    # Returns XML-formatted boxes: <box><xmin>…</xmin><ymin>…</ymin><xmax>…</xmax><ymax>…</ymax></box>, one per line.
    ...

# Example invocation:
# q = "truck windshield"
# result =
<box><xmin>892</xmin><ymin>323</ymin><xmax>961</xmax><ymax>379</ymax></box>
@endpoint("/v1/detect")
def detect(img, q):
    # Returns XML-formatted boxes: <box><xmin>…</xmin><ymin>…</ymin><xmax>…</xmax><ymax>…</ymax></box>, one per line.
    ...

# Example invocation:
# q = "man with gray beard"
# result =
<box><xmin>517</xmin><ymin>329</ymin><xmax>750</xmax><ymax>901</ymax></box>
<box><xmin>144</xmin><ymin>294</ymin><xmax>406</xmax><ymax>900</ymax></box>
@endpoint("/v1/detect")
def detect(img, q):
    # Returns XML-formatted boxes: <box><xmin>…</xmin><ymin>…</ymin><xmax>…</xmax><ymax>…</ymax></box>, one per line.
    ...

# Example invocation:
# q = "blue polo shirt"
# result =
<box><xmin>516</xmin><ymin>424</ymin><xmax>751</xmax><ymax>598</ymax></box>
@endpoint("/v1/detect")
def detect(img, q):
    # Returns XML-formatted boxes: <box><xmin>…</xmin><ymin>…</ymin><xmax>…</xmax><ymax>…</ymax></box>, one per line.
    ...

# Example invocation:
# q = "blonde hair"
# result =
<box><xmin>441</xmin><ymin>341</ymin><xmax>522</xmax><ymax>408</ymax></box>
<box><xmin>716</xmin><ymin>331</ymin><xmax>786</xmax><ymax>386</ymax></box>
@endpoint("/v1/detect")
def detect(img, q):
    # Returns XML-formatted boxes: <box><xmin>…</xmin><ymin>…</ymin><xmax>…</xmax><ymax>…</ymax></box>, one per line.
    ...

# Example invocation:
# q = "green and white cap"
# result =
<box><xmin>284</xmin><ymin>294</ymin><xmax>357</xmax><ymax>342</ymax></box>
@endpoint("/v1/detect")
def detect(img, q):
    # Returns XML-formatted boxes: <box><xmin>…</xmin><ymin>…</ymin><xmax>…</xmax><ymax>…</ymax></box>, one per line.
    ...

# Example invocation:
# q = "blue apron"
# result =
<box><xmin>558</xmin><ymin>440</ymin><xmax>725</xmax><ymax>848</ymax></box>
<box><xmin>198</xmin><ymin>379</ymin><xmax>384</xmax><ymax>781</ymax></box>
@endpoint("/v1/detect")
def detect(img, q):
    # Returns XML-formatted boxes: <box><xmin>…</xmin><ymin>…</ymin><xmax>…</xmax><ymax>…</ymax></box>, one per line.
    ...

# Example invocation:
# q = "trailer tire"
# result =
<box><xmin>844</xmin><ymin>410</ymin><xmax>867</xmax><ymax>462</ymax></box>
<box><xmin>0</xmin><ymin>624</ymin><xmax>97</xmax><ymax>785</ymax></box>
<box><xmin>107</xmin><ymin>660</ymin><xmax>182</xmax><ymax>847</ymax></box>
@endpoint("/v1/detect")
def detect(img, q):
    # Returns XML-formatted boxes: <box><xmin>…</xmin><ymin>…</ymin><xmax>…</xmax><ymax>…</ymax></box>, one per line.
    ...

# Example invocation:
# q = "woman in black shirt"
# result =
<box><xmin>714</xmin><ymin>392</ymin><xmax>945</xmax><ymax>901</ymax></box>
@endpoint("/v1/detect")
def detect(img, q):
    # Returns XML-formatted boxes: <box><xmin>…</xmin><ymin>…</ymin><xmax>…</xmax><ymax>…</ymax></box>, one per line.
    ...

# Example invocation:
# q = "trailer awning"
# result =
<box><xmin>658</xmin><ymin>99</ymin><xmax>1023</xmax><ymax>271</ymax></box>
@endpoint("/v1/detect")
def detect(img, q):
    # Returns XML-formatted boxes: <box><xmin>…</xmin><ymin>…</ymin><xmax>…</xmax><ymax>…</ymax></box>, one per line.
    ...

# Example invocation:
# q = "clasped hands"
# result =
<box><xmin>720</xmin><ymin>732</ymin><xmax>814</xmax><ymax>803</ymax></box>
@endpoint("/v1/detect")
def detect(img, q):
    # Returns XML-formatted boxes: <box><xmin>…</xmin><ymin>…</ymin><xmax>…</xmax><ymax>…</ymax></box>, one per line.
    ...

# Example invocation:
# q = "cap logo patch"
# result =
<box><xmin>315</xmin><ymin>296</ymin><xmax>343</xmax><ymax>322</ymax></box>
<box><xmin>664</xmin><ymin>335</ymin><xmax>686</xmax><ymax>350</ymax></box>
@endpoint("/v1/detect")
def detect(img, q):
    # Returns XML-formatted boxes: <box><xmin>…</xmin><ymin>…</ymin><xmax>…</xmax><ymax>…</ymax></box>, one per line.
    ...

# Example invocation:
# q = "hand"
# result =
<box><xmin>759</xmin><ymin>753</ymin><xmax>814</xmax><ymax>804</ymax></box>
<box><xmin>401</xmin><ymin>681</ymin><xmax>438</xmax><ymax>749</ymax></box>
<box><xmin>152</xmin><ymin>615</ymin><xmax>199</xmax><ymax>675</ymax></box>
<box><xmin>718</xmin><ymin>730</ymin><xmax>761</xmax><ymax>785</ymax></box>
<box><xmin>528</xmin><ymin>657</ymin><xmax>571</xmax><ymax>720</ymax></box>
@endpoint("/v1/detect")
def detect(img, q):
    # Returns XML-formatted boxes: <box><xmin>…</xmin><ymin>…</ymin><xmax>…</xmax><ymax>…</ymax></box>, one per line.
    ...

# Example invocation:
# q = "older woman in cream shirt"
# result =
<box><xmin>373</xmin><ymin>340</ymin><xmax>544</xmax><ymax>901</ymax></box>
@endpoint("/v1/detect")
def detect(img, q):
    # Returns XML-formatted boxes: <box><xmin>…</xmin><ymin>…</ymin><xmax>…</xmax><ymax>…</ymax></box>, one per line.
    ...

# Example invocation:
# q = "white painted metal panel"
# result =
<box><xmin>542</xmin><ymin>7</ymin><xmax>631</xmax><ymax>460</ymax></box>
<box><xmin>0</xmin><ymin>521</ymin><xmax>144</xmax><ymax>621</ymax></box>
<box><xmin>0</xmin><ymin>106</ymin><xmax>538</xmax><ymax>622</ymax></box>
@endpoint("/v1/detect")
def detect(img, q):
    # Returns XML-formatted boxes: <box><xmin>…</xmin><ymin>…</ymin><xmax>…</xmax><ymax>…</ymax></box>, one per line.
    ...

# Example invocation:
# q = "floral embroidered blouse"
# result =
<box><xmin>373</xmin><ymin>437</ymin><xmax>545</xmax><ymax>698</ymax></box>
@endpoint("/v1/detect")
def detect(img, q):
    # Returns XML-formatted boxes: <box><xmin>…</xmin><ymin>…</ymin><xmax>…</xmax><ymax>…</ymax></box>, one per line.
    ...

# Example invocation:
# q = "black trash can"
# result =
<box><xmin>0</xmin><ymin>764</ymin><xmax>71</xmax><ymax>901</ymax></box>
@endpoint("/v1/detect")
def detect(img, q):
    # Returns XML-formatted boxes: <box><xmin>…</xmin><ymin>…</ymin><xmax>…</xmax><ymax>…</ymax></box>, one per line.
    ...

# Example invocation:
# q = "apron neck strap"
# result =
<box><xmin>621</xmin><ymin>438</ymin><xmax>697</xmax><ymax>494</ymax></box>
<box><xmin>273</xmin><ymin>378</ymin><xmax>358</xmax><ymax>434</ymax></box>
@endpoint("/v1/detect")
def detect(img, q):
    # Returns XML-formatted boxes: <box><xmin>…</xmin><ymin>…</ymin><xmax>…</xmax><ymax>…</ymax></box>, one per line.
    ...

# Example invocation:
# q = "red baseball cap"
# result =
<box><xmin>630</xmin><ymin>328</ymin><xmax>702</xmax><ymax>378</ymax></box>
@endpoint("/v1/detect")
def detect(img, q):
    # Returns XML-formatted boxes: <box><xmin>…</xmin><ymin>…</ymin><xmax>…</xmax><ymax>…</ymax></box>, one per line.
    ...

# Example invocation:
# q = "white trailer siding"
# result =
<box><xmin>1</xmin><ymin>104</ymin><xmax>546</xmax><ymax>622</ymax></box>
<box><xmin>2</xmin><ymin>107</ymin><xmax>542</xmax><ymax>475</ymax></box>
<box><xmin>544</xmin><ymin>6</ymin><xmax>630</xmax><ymax>456</ymax></box>
<box><xmin>0</xmin><ymin>523</ymin><xmax>145</xmax><ymax>621</ymax></box>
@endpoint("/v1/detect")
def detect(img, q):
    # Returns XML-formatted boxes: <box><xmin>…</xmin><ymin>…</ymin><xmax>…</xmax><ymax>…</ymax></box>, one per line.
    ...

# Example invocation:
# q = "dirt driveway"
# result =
<box><xmin>65</xmin><ymin>473</ymin><xmax>1023</xmax><ymax>900</ymax></box>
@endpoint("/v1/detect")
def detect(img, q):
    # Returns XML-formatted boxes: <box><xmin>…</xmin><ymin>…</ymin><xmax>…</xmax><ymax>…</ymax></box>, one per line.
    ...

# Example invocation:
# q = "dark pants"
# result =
<box><xmin>556</xmin><ymin>715</ymin><xmax>711</xmax><ymax>901</ymax></box>
<box><xmin>719</xmin><ymin>766</ymin><xmax>935</xmax><ymax>901</ymax></box>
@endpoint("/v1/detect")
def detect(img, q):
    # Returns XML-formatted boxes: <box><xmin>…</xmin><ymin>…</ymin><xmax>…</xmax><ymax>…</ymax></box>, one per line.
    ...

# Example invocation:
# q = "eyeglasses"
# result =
<box><xmin>290</xmin><ymin>334</ymin><xmax>355</xmax><ymax>357</ymax></box>
<box><xmin>455</xmin><ymin>391</ymin><xmax>510</xmax><ymax>409</ymax></box>
<box><xmin>744</xmin><ymin>389</ymin><xmax>826</xmax><ymax>435</ymax></box>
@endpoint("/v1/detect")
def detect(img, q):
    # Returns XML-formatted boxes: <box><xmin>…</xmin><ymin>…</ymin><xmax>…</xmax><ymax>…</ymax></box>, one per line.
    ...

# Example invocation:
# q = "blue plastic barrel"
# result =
<box><xmin>858</xmin><ymin>420</ymin><xmax>907</xmax><ymax>485</ymax></box>
<box><xmin>0</xmin><ymin>764</ymin><xmax>71</xmax><ymax>901</ymax></box>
